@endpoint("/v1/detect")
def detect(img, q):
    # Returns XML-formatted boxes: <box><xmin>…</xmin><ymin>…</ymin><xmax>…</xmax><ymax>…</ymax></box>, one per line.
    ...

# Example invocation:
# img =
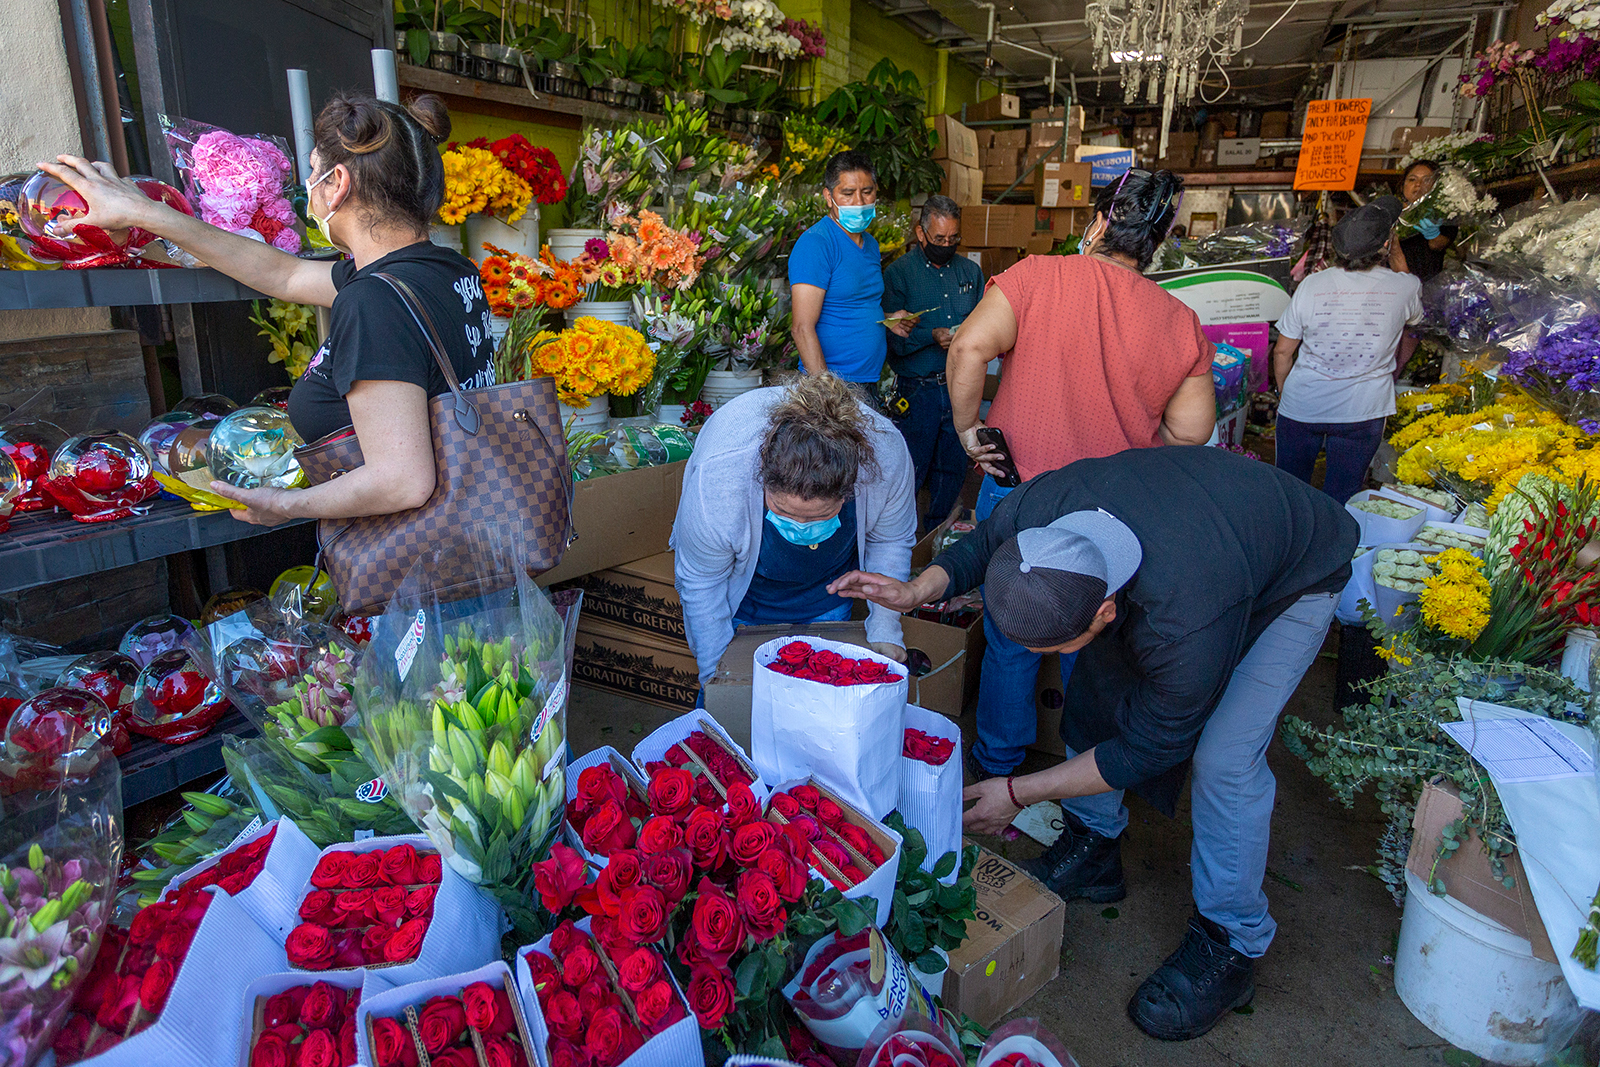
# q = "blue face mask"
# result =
<box><xmin>835</xmin><ymin>204</ymin><xmax>876</xmax><ymax>234</ymax></box>
<box><xmin>766</xmin><ymin>509</ymin><xmax>841</xmax><ymax>546</ymax></box>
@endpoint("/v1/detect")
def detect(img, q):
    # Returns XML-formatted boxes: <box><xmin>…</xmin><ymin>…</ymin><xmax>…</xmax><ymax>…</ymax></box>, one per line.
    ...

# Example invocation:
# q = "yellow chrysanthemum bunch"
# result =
<box><xmin>439</xmin><ymin>145</ymin><xmax>532</xmax><ymax>225</ymax></box>
<box><xmin>1395</xmin><ymin>423</ymin><xmax>1582</xmax><ymax>490</ymax></box>
<box><xmin>531</xmin><ymin>317</ymin><xmax>656</xmax><ymax>407</ymax></box>
<box><xmin>1418</xmin><ymin>547</ymin><xmax>1492</xmax><ymax>641</ymax></box>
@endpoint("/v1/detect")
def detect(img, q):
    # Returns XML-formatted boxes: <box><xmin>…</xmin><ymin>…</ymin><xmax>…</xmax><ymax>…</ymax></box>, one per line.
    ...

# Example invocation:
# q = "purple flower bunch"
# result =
<box><xmin>0</xmin><ymin>845</ymin><xmax>109</xmax><ymax>1067</ymax></box>
<box><xmin>1423</xmin><ymin>271</ymin><xmax>1496</xmax><ymax>344</ymax></box>
<box><xmin>1532</xmin><ymin>32</ymin><xmax>1600</xmax><ymax>74</ymax></box>
<box><xmin>1501</xmin><ymin>313</ymin><xmax>1600</xmax><ymax>422</ymax></box>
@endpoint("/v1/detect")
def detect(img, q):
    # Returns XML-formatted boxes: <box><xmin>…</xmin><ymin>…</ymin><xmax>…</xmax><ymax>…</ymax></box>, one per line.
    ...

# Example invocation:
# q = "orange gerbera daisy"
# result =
<box><xmin>510</xmin><ymin>286</ymin><xmax>535</xmax><ymax>309</ymax></box>
<box><xmin>485</xmin><ymin>282</ymin><xmax>509</xmax><ymax>306</ymax></box>
<box><xmin>566</xmin><ymin>332</ymin><xmax>597</xmax><ymax>361</ymax></box>
<box><xmin>636</xmin><ymin>212</ymin><xmax>666</xmax><ymax>245</ymax></box>
<box><xmin>481</xmin><ymin>256</ymin><xmax>510</xmax><ymax>283</ymax></box>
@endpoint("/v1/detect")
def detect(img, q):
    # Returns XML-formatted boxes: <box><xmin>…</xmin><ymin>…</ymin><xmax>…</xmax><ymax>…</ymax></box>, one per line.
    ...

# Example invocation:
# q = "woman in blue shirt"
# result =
<box><xmin>789</xmin><ymin>151</ymin><xmax>914</xmax><ymax>384</ymax></box>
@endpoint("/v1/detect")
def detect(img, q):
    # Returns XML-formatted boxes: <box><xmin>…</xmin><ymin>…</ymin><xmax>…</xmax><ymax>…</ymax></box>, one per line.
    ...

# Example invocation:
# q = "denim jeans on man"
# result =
<box><xmin>970</xmin><ymin>475</ymin><xmax>1079</xmax><ymax>773</ymax></box>
<box><xmin>1055</xmin><ymin>592</ymin><xmax>1337</xmax><ymax>955</ymax></box>
<box><xmin>896</xmin><ymin>377</ymin><xmax>968</xmax><ymax>534</ymax></box>
<box><xmin>1273</xmin><ymin>414</ymin><xmax>1387</xmax><ymax>506</ymax></box>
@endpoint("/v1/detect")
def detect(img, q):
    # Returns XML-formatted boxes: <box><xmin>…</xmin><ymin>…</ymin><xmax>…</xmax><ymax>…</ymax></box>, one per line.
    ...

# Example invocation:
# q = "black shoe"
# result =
<box><xmin>964</xmin><ymin>748</ymin><xmax>1003</xmax><ymax>785</ymax></box>
<box><xmin>1020</xmin><ymin>810</ymin><xmax>1126</xmax><ymax>902</ymax></box>
<box><xmin>1128</xmin><ymin>914</ymin><xmax>1256</xmax><ymax>1041</ymax></box>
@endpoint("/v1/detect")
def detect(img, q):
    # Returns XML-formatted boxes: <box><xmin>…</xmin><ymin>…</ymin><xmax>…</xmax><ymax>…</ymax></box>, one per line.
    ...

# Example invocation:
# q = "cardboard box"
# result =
<box><xmin>1029</xmin><ymin>122</ymin><xmax>1081</xmax><ymax>149</ymax></box>
<box><xmin>1039</xmin><ymin>206</ymin><xmax>1091</xmax><ymax>239</ymax></box>
<box><xmin>1390</xmin><ymin>125</ymin><xmax>1451</xmax><ymax>153</ymax></box>
<box><xmin>961</xmin><ymin>247</ymin><xmax>1021</xmax><ymax>276</ymax></box>
<box><xmin>967</xmin><ymin>93</ymin><xmax>1020</xmax><ymax>122</ymax></box>
<box><xmin>962</xmin><ymin>205</ymin><xmax>1035</xmax><ymax>248</ymax></box>
<box><xmin>1157</xmin><ymin>146</ymin><xmax>1196</xmax><ymax>170</ymax></box>
<box><xmin>1406</xmin><ymin>779</ymin><xmax>1557</xmax><ymax>961</ymax></box>
<box><xmin>1024</xmin><ymin>233</ymin><xmax>1054</xmax><ymax>256</ymax></box>
<box><xmin>931</xmin><ymin>114</ymin><xmax>981</xmax><ymax>169</ymax></box>
<box><xmin>1034</xmin><ymin>161</ymin><xmax>1092</xmax><ymax>209</ymax></box>
<box><xmin>980</xmin><ymin>147</ymin><xmax>1021</xmax><ymax>186</ymax></box>
<box><xmin>536</xmin><ymin>461</ymin><xmax>685</xmax><ymax>587</ymax></box>
<box><xmin>1073</xmin><ymin>145</ymin><xmax>1136</xmax><ymax>186</ymax></box>
<box><xmin>942</xmin><ymin>845</ymin><xmax>1066</xmax><ymax>1026</ymax></box>
<box><xmin>573</xmin><ymin>617</ymin><xmax>700</xmax><ymax>714</ymax></box>
<box><xmin>1030</xmin><ymin>104</ymin><xmax>1084</xmax><ymax>128</ymax></box>
<box><xmin>992</xmin><ymin>127</ymin><xmax>1029</xmax><ymax>150</ymax></box>
<box><xmin>1217</xmin><ymin>137</ymin><xmax>1261</xmax><ymax>166</ymax></box>
<box><xmin>1260</xmin><ymin>110</ymin><xmax>1291</xmax><ymax>138</ymax></box>
<box><xmin>552</xmin><ymin>552</ymin><xmax>682</xmax><ymax>643</ymax></box>
<box><xmin>983</xmin><ymin>162</ymin><xmax>1020</xmax><ymax>187</ymax></box>
<box><xmin>938</xmin><ymin>159</ymin><xmax>983</xmax><ymax>207</ymax></box>
<box><xmin>974</xmin><ymin>128</ymin><xmax>995</xmax><ymax>150</ymax></box>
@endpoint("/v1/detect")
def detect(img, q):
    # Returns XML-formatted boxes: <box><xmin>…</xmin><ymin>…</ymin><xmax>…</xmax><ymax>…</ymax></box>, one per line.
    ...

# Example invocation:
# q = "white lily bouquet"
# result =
<box><xmin>1397</xmin><ymin>165</ymin><xmax>1497</xmax><ymax>238</ymax></box>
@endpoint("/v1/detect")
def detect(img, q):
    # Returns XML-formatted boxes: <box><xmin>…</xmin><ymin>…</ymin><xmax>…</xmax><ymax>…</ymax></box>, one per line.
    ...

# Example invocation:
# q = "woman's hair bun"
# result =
<box><xmin>405</xmin><ymin>95</ymin><xmax>451</xmax><ymax>145</ymax></box>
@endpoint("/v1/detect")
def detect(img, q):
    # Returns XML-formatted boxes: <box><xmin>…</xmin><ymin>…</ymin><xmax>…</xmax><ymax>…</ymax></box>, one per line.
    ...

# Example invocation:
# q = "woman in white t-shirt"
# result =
<box><xmin>1271</xmin><ymin>196</ymin><xmax>1421</xmax><ymax>505</ymax></box>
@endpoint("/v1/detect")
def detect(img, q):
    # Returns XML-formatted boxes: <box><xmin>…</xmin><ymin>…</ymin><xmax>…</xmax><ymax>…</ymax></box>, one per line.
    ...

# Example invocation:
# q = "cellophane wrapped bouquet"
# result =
<box><xmin>352</xmin><ymin>525</ymin><xmax>579</xmax><ymax>941</ymax></box>
<box><xmin>0</xmin><ymin>717</ymin><xmax>122</xmax><ymax>1067</ymax></box>
<box><xmin>162</xmin><ymin>115</ymin><xmax>302</xmax><ymax>252</ymax></box>
<box><xmin>1397</xmin><ymin>164</ymin><xmax>1498</xmax><ymax>239</ymax></box>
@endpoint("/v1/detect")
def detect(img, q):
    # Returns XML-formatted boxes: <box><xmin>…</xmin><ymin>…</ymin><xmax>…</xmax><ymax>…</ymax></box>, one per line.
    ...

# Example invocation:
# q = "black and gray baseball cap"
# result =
<box><xmin>984</xmin><ymin>510</ymin><xmax>1143</xmax><ymax>648</ymax></box>
<box><xmin>1332</xmin><ymin>195</ymin><xmax>1403</xmax><ymax>259</ymax></box>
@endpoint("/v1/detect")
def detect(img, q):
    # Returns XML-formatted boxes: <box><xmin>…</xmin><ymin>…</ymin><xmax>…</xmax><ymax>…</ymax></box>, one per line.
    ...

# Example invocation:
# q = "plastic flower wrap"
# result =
<box><xmin>529</xmin><ymin>317</ymin><xmax>656</xmax><ymax>407</ymax></box>
<box><xmin>14</xmin><ymin>171</ymin><xmax>195</xmax><ymax>269</ymax></box>
<box><xmin>39</xmin><ymin>431</ymin><xmax>159</xmax><ymax>523</ymax></box>
<box><xmin>0</xmin><ymin>453</ymin><xmax>16</xmax><ymax>535</ymax></box>
<box><xmin>129</xmin><ymin>645</ymin><xmax>230</xmax><ymax>745</ymax></box>
<box><xmin>1420</xmin><ymin>264</ymin><xmax>1496</xmax><ymax>346</ymax></box>
<box><xmin>439</xmin><ymin>144</ymin><xmax>532</xmax><ymax>226</ymax></box>
<box><xmin>54</xmin><ymin>655</ymin><xmax>140</xmax><ymax>755</ymax></box>
<box><xmin>0</xmin><ymin>419</ymin><xmax>68</xmax><ymax>512</ymax></box>
<box><xmin>1397</xmin><ymin>165</ymin><xmax>1497</xmax><ymax>238</ymax></box>
<box><xmin>0</xmin><ymin>715</ymin><xmax>121</xmax><ymax>1067</ymax></box>
<box><xmin>1500</xmin><ymin>311</ymin><xmax>1600</xmax><ymax>430</ymax></box>
<box><xmin>163</xmin><ymin>116</ymin><xmax>301</xmax><ymax>252</ymax></box>
<box><xmin>351</xmin><ymin>525</ymin><xmax>579</xmax><ymax>939</ymax></box>
<box><xmin>119</xmin><ymin>614</ymin><xmax>198</xmax><ymax>669</ymax></box>
<box><xmin>208</xmin><ymin>405</ymin><xmax>306</xmax><ymax>490</ymax></box>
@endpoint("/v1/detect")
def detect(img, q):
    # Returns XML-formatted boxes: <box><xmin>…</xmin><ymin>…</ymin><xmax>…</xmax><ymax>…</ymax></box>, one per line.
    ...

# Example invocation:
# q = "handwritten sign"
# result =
<box><xmin>1293</xmin><ymin>98</ymin><xmax>1372</xmax><ymax>191</ymax></box>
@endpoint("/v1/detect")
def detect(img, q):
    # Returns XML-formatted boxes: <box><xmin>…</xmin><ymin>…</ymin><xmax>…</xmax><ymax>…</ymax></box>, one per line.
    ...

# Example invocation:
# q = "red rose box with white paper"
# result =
<box><xmin>284</xmin><ymin>834</ymin><xmax>500</xmax><ymax>991</ymax></box>
<box><xmin>630</xmin><ymin>710</ymin><xmax>769</xmax><ymax>805</ymax></box>
<box><xmin>764</xmin><ymin>777</ymin><xmax>902</xmax><ymax>927</ymax></box>
<box><xmin>898</xmin><ymin>707</ymin><xmax>963</xmax><ymax>886</ymax></box>
<box><xmin>563</xmin><ymin>745</ymin><xmax>652</xmax><ymax>870</ymax></box>
<box><xmin>750</xmin><ymin>637</ymin><xmax>907</xmax><ymax>820</ymax></box>
<box><xmin>166</xmin><ymin>815</ymin><xmax>322</xmax><ymax>938</ymax></box>
<box><xmin>516</xmin><ymin>916</ymin><xmax>704</xmax><ymax>1067</ymax></box>
<box><xmin>237</xmin><ymin>970</ymin><xmax>366</xmax><ymax>1067</ymax></box>
<box><xmin>356</xmin><ymin>960</ymin><xmax>537</xmax><ymax>1067</ymax></box>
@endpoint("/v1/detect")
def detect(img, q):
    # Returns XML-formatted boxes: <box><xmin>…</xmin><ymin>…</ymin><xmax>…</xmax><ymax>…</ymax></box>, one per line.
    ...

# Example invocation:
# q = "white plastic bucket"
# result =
<box><xmin>559</xmin><ymin>394</ymin><xmax>610</xmax><ymax>433</ymax></box>
<box><xmin>545</xmin><ymin>227</ymin><xmax>604</xmax><ymax>263</ymax></box>
<box><xmin>464</xmin><ymin>212</ymin><xmax>539</xmax><ymax>263</ymax></box>
<box><xmin>488</xmin><ymin>315</ymin><xmax>511</xmax><ymax>343</ymax></box>
<box><xmin>1560</xmin><ymin>627</ymin><xmax>1598</xmax><ymax>691</ymax></box>
<box><xmin>565</xmin><ymin>300</ymin><xmax>634</xmax><ymax>329</ymax></box>
<box><xmin>427</xmin><ymin>223</ymin><xmax>462</xmax><ymax>254</ymax></box>
<box><xmin>1395</xmin><ymin>870</ymin><xmax>1578</xmax><ymax>1066</ymax></box>
<box><xmin>655</xmin><ymin>402</ymin><xmax>689</xmax><ymax>427</ymax></box>
<box><xmin>701</xmin><ymin>368</ymin><xmax>763</xmax><ymax>406</ymax></box>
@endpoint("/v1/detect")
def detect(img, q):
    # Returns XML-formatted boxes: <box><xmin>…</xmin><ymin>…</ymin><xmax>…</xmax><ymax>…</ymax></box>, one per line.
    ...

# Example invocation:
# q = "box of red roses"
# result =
<box><xmin>764</xmin><ymin>777</ymin><xmax>902</xmax><ymax>927</ymax></box>
<box><xmin>72</xmin><ymin>890</ymin><xmax>289</xmax><ymax>1066</ymax></box>
<box><xmin>563</xmin><ymin>745</ymin><xmax>651</xmax><ymax>869</ymax></box>
<box><xmin>898</xmin><ymin>707</ymin><xmax>963</xmax><ymax>886</ymax></box>
<box><xmin>751</xmin><ymin>637</ymin><xmax>907</xmax><ymax>821</ymax></box>
<box><xmin>355</xmin><ymin>960</ymin><xmax>537</xmax><ymax>1067</ymax></box>
<box><xmin>237</xmin><ymin>970</ymin><xmax>365</xmax><ymax>1067</ymax></box>
<box><xmin>285</xmin><ymin>835</ymin><xmax>501</xmax><ymax>992</ymax></box>
<box><xmin>166</xmin><ymin>815</ymin><xmax>322</xmax><ymax>938</ymax></box>
<box><xmin>631</xmin><ymin>710</ymin><xmax>768</xmax><ymax>804</ymax></box>
<box><xmin>515</xmin><ymin>916</ymin><xmax>703</xmax><ymax>1067</ymax></box>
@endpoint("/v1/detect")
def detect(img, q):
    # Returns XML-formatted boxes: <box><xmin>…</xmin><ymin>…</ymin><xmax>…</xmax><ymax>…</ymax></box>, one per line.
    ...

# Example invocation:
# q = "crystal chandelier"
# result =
<box><xmin>1088</xmin><ymin>0</ymin><xmax>1250</xmax><ymax>142</ymax></box>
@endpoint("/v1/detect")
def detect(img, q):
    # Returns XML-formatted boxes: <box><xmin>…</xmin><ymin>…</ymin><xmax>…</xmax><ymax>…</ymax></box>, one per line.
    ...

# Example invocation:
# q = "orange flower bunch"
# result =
<box><xmin>604</xmin><ymin>211</ymin><xmax>703</xmax><ymax>291</ymax></box>
<box><xmin>529</xmin><ymin>317</ymin><xmax>656</xmax><ymax>407</ymax></box>
<box><xmin>477</xmin><ymin>243</ymin><xmax>586</xmax><ymax>316</ymax></box>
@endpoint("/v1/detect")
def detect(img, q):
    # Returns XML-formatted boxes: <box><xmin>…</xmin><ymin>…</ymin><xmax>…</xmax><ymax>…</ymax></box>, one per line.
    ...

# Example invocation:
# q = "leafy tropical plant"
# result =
<box><xmin>514</xmin><ymin>15</ymin><xmax>578</xmax><ymax>66</ymax></box>
<box><xmin>629</xmin><ymin>27</ymin><xmax>680</xmax><ymax>88</ymax></box>
<box><xmin>814</xmin><ymin>58</ymin><xmax>942</xmax><ymax>200</ymax></box>
<box><xmin>695</xmin><ymin>45</ymin><xmax>752</xmax><ymax>105</ymax></box>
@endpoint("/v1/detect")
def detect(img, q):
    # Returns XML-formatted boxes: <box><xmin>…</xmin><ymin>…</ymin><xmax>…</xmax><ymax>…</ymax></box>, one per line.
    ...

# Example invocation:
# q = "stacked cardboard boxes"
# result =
<box><xmin>932</xmin><ymin>114</ymin><xmax>982</xmax><ymax>206</ymax></box>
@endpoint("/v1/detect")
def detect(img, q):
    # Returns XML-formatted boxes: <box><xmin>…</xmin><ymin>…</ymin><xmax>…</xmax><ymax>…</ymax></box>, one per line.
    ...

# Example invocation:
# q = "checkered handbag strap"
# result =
<box><xmin>375</xmin><ymin>272</ymin><xmax>481</xmax><ymax>435</ymax></box>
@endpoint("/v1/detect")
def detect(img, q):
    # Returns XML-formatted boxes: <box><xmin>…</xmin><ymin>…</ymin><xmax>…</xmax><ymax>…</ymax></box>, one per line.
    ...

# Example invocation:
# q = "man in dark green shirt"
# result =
<box><xmin>881</xmin><ymin>195</ymin><xmax>984</xmax><ymax>534</ymax></box>
<box><xmin>830</xmin><ymin>447</ymin><xmax>1359</xmax><ymax>1043</ymax></box>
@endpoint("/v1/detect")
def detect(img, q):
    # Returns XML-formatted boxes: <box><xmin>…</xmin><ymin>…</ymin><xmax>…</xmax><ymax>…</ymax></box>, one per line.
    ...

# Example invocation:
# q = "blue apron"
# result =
<box><xmin>735</xmin><ymin>501</ymin><xmax>860</xmax><ymax>626</ymax></box>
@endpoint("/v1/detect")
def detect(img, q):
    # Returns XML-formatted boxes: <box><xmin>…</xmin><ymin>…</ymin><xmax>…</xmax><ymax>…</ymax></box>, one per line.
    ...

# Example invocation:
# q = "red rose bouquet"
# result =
<box><xmin>896</xmin><ymin>708</ymin><xmax>963</xmax><ymax>884</ymax></box>
<box><xmin>975</xmin><ymin>1019</ymin><xmax>1080</xmax><ymax>1067</ymax></box>
<box><xmin>358</xmin><ymin>963</ymin><xmax>535</xmax><ymax>1067</ymax></box>
<box><xmin>765</xmin><ymin>782</ymin><xmax>889</xmax><ymax>892</ymax></box>
<box><xmin>52</xmin><ymin>849</ymin><xmax>259</xmax><ymax>1064</ymax></box>
<box><xmin>637</xmin><ymin>718</ymin><xmax>763</xmax><ymax>807</ymax></box>
<box><xmin>246</xmin><ymin>978</ymin><xmax>362</xmax><ymax>1067</ymax></box>
<box><xmin>285</xmin><ymin>842</ymin><xmax>442</xmax><ymax>971</ymax></box>
<box><xmin>857</xmin><ymin>1017</ymin><xmax>964</xmax><ymax>1067</ymax></box>
<box><xmin>901</xmin><ymin>729</ymin><xmax>954</xmax><ymax>767</ymax></box>
<box><xmin>522</xmin><ymin>922</ymin><xmax>692</xmax><ymax>1067</ymax></box>
<box><xmin>564</xmin><ymin>753</ymin><xmax>652</xmax><ymax>863</ymax></box>
<box><xmin>765</xmin><ymin>642</ymin><xmax>896</xmax><ymax>687</ymax></box>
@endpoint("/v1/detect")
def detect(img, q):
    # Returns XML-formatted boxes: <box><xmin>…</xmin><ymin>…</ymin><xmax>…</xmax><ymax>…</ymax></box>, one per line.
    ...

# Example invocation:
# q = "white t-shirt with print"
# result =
<box><xmin>1275</xmin><ymin>265</ymin><xmax>1423</xmax><ymax>424</ymax></box>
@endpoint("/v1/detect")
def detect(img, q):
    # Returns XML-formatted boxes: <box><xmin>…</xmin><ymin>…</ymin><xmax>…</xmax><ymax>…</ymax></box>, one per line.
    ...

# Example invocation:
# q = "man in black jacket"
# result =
<box><xmin>830</xmin><ymin>446</ymin><xmax>1359</xmax><ymax>1042</ymax></box>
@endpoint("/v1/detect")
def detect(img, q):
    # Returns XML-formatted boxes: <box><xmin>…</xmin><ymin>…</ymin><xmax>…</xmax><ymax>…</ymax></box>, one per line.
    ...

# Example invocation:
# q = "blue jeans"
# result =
<box><xmin>1273</xmin><ymin>414</ymin><xmax>1387</xmax><ymax>506</ymax></box>
<box><xmin>894</xmin><ymin>377</ymin><xmax>967</xmax><ymax>535</ymax></box>
<box><xmin>972</xmin><ymin>476</ymin><xmax>1080</xmax><ymax>773</ymax></box>
<box><xmin>1060</xmin><ymin>593</ymin><xmax>1338</xmax><ymax>956</ymax></box>
<box><xmin>696</xmin><ymin>602</ymin><xmax>853</xmax><ymax>708</ymax></box>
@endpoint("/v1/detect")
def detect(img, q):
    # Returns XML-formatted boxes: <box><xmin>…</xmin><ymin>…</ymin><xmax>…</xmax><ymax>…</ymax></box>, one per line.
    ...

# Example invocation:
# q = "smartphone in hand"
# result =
<box><xmin>975</xmin><ymin>427</ymin><xmax>1023</xmax><ymax>488</ymax></box>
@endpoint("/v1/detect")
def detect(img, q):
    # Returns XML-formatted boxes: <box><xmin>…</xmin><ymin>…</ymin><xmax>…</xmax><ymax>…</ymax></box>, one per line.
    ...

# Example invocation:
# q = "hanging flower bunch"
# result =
<box><xmin>781</xmin><ymin>17</ymin><xmax>826</xmax><ymax>58</ymax></box>
<box><xmin>529</xmin><ymin>317</ymin><xmax>656</xmax><ymax>407</ymax></box>
<box><xmin>604</xmin><ymin>211</ymin><xmax>704</xmax><ymax>291</ymax></box>
<box><xmin>1459</xmin><ymin>40</ymin><xmax>1536</xmax><ymax>97</ymax></box>
<box><xmin>439</xmin><ymin>145</ymin><xmax>532</xmax><ymax>225</ymax></box>
<box><xmin>464</xmin><ymin>135</ymin><xmax>568</xmax><ymax>205</ymax></box>
<box><xmin>714</xmin><ymin>24</ymin><xmax>802</xmax><ymax>57</ymax></box>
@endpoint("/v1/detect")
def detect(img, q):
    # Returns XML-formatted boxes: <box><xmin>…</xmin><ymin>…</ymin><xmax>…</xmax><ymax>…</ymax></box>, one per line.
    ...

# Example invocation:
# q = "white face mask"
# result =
<box><xmin>306</xmin><ymin>167</ymin><xmax>342</xmax><ymax>245</ymax></box>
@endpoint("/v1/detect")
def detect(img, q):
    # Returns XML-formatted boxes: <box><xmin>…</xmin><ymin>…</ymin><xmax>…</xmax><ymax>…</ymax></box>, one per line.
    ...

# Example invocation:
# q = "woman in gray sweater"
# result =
<box><xmin>672</xmin><ymin>373</ymin><xmax>917</xmax><ymax>686</ymax></box>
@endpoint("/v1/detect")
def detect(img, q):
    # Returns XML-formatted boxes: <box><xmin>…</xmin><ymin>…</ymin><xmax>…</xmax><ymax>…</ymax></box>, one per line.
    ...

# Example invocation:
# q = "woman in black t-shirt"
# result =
<box><xmin>39</xmin><ymin>93</ymin><xmax>492</xmax><ymax>526</ymax></box>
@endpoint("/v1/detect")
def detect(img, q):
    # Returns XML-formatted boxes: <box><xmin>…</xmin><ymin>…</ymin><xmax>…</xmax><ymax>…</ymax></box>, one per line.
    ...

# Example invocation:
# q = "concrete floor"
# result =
<box><xmin>565</xmin><ymin>629</ymin><xmax>1464</xmax><ymax>1067</ymax></box>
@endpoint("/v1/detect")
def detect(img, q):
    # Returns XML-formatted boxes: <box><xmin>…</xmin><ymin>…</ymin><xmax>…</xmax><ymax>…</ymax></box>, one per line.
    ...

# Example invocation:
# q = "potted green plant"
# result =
<box><xmin>814</xmin><ymin>58</ymin><xmax>943</xmax><ymax>200</ymax></box>
<box><xmin>396</xmin><ymin>0</ymin><xmax>491</xmax><ymax>73</ymax></box>
<box><xmin>694</xmin><ymin>46</ymin><xmax>750</xmax><ymax>124</ymax></box>
<box><xmin>517</xmin><ymin>16</ymin><xmax>583</xmax><ymax>98</ymax></box>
